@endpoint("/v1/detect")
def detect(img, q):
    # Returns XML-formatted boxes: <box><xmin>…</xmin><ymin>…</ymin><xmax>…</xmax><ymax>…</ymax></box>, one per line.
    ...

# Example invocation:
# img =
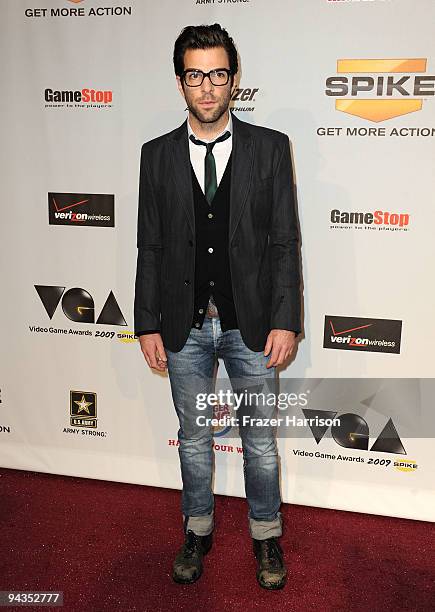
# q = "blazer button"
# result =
<box><xmin>188</xmin><ymin>240</ymin><xmax>193</xmax><ymax>247</ymax></box>
<box><xmin>184</xmin><ymin>279</ymin><xmax>190</xmax><ymax>285</ymax></box>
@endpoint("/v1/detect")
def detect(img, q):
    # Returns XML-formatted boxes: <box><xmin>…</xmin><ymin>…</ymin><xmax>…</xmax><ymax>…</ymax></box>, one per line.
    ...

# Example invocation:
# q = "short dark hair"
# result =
<box><xmin>173</xmin><ymin>23</ymin><xmax>238</xmax><ymax>80</ymax></box>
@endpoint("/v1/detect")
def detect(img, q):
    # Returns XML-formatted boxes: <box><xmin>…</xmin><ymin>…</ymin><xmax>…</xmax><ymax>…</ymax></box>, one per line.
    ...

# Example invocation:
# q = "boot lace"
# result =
<box><xmin>183</xmin><ymin>529</ymin><xmax>200</xmax><ymax>558</ymax></box>
<box><xmin>262</xmin><ymin>538</ymin><xmax>282</xmax><ymax>566</ymax></box>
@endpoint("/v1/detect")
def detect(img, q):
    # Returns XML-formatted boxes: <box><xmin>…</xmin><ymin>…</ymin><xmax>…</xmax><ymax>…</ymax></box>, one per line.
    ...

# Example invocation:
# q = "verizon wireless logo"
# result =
<box><xmin>323</xmin><ymin>315</ymin><xmax>402</xmax><ymax>354</ymax></box>
<box><xmin>48</xmin><ymin>192</ymin><xmax>114</xmax><ymax>227</ymax></box>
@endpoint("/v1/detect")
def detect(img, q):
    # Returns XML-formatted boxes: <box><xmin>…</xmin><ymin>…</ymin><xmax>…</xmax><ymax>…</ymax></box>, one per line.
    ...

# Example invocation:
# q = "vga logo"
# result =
<box><xmin>326</xmin><ymin>58</ymin><xmax>434</xmax><ymax>122</ymax></box>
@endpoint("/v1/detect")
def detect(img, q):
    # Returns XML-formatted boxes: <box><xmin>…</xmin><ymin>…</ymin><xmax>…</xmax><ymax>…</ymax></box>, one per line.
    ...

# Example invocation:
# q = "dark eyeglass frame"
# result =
<box><xmin>181</xmin><ymin>68</ymin><xmax>232</xmax><ymax>87</ymax></box>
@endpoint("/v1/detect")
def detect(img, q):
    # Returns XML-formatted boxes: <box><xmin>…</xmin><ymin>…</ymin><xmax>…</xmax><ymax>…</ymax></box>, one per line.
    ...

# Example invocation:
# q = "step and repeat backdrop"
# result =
<box><xmin>1</xmin><ymin>0</ymin><xmax>435</xmax><ymax>522</ymax></box>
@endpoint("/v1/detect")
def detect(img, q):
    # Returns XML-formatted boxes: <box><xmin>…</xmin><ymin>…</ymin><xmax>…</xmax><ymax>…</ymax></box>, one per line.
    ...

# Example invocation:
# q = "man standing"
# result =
<box><xmin>134</xmin><ymin>24</ymin><xmax>301</xmax><ymax>590</ymax></box>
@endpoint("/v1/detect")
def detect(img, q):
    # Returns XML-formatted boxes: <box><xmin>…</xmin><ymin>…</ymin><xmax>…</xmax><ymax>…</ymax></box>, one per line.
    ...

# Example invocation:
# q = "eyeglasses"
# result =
<box><xmin>181</xmin><ymin>68</ymin><xmax>232</xmax><ymax>87</ymax></box>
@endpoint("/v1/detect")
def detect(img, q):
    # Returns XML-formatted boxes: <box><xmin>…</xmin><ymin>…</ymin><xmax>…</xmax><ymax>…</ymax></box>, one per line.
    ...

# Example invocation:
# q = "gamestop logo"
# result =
<box><xmin>330</xmin><ymin>208</ymin><xmax>410</xmax><ymax>231</ymax></box>
<box><xmin>326</xmin><ymin>58</ymin><xmax>434</xmax><ymax>121</ymax></box>
<box><xmin>44</xmin><ymin>88</ymin><xmax>113</xmax><ymax>108</ymax></box>
<box><xmin>48</xmin><ymin>192</ymin><xmax>114</xmax><ymax>227</ymax></box>
<box><xmin>323</xmin><ymin>315</ymin><xmax>402</xmax><ymax>354</ymax></box>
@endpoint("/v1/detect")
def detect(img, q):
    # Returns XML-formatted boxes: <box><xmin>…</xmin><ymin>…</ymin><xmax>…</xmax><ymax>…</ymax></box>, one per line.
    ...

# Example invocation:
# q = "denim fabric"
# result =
<box><xmin>165</xmin><ymin>316</ymin><xmax>283</xmax><ymax>540</ymax></box>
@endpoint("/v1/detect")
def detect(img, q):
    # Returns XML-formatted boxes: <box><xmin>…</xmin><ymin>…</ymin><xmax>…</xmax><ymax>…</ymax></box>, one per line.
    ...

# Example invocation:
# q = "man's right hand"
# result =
<box><xmin>138</xmin><ymin>333</ymin><xmax>167</xmax><ymax>372</ymax></box>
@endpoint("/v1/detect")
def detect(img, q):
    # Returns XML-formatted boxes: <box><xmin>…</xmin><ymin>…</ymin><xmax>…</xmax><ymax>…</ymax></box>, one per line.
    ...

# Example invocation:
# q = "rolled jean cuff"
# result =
<box><xmin>249</xmin><ymin>512</ymin><xmax>283</xmax><ymax>540</ymax></box>
<box><xmin>183</xmin><ymin>511</ymin><xmax>214</xmax><ymax>536</ymax></box>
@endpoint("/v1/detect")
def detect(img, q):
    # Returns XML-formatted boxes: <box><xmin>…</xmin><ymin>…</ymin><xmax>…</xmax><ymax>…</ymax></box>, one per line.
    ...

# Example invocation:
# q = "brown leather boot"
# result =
<box><xmin>172</xmin><ymin>529</ymin><xmax>213</xmax><ymax>584</ymax></box>
<box><xmin>253</xmin><ymin>537</ymin><xmax>287</xmax><ymax>590</ymax></box>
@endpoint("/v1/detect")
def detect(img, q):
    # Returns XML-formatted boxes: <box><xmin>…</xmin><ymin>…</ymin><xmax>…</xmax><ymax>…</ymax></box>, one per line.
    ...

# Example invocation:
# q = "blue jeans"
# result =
<box><xmin>165</xmin><ymin>316</ymin><xmax>282</xmax><ymax>540</ymax></box>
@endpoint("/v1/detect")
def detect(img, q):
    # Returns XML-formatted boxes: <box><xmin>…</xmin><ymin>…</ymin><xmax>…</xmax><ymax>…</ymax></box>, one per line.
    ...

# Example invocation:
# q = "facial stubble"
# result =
<box><xmin>183</xmin><ymin>83</ymin><xmax>233</xmax><ymax>126</ymax></box>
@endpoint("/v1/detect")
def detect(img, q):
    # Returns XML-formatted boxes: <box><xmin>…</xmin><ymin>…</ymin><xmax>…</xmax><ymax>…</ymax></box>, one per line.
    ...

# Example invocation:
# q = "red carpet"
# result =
<box><xmin>0</xmin><ymin>467</ymin><xmax>434</xmax><ymax>611</ymax></box>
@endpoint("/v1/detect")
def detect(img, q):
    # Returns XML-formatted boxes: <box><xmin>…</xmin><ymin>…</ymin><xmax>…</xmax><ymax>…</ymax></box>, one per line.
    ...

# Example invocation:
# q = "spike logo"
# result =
<box><xmin>326</xmin><ymin>58</ymin><xmax>434</xmax><ymax>121</ymax></box>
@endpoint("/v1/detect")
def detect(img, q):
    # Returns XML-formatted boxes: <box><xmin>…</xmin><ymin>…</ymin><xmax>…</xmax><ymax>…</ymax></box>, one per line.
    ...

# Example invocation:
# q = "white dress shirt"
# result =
<box><xmin>187</xmin><ymin>112</ymin><xmax>233</xmax><ymax>194</ymax></box>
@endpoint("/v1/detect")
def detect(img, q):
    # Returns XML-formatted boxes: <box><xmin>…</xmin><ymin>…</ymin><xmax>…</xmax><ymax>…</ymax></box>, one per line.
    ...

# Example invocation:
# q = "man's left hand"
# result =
<box><xmin>264</xmin><ymin>329</ymin><xmax>297</xmax><ymax>368</ymax></box>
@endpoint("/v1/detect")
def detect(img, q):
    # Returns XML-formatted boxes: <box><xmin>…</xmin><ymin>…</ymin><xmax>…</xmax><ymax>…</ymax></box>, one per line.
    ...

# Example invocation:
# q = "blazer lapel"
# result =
<box><xmin>170</xmin><ymin>119</ymin><xmax>195</xmax><ymax>235</ymax></box>
<box><xmin>229</xmin><ymin>112</ymin><xmax>254</xmax><ymax>243</ymax></box>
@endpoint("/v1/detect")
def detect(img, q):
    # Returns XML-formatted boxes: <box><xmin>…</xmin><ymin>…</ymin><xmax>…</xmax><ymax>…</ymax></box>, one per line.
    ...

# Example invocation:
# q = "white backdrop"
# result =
<box><xmin>1</xmin><ymin>0</ymin><xmax>435</xmax><ymax>522</ymax></box>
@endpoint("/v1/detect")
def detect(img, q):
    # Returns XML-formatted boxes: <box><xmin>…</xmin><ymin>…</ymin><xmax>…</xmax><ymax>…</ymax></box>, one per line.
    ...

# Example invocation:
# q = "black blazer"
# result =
<box><xmin>134</xmin><ymin>111</ymin><xmax>301</xmax><ymax>352</ymax></box>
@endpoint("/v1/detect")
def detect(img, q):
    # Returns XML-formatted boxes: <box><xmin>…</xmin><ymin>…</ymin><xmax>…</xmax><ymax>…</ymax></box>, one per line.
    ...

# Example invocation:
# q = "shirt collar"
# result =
<box><xmin>187</xmin><ymin>111</ymin><xmax>232</xmax><ymax>142</ymax></box>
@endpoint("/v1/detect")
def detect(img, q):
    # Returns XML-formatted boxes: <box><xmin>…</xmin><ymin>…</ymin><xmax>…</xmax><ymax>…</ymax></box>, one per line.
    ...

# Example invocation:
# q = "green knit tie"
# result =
<box><xmin>189</xmin><ymin>130</ymin><xmax>231</xmax><ymax>204</ymax></box>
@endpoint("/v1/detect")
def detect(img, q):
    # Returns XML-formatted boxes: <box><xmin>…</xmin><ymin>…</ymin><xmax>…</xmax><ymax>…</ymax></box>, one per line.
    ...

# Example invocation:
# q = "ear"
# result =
<box><xmin>176</xmin><ymin>76</ymin><xmax>185</xmax><ymax>99</ymax></box>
